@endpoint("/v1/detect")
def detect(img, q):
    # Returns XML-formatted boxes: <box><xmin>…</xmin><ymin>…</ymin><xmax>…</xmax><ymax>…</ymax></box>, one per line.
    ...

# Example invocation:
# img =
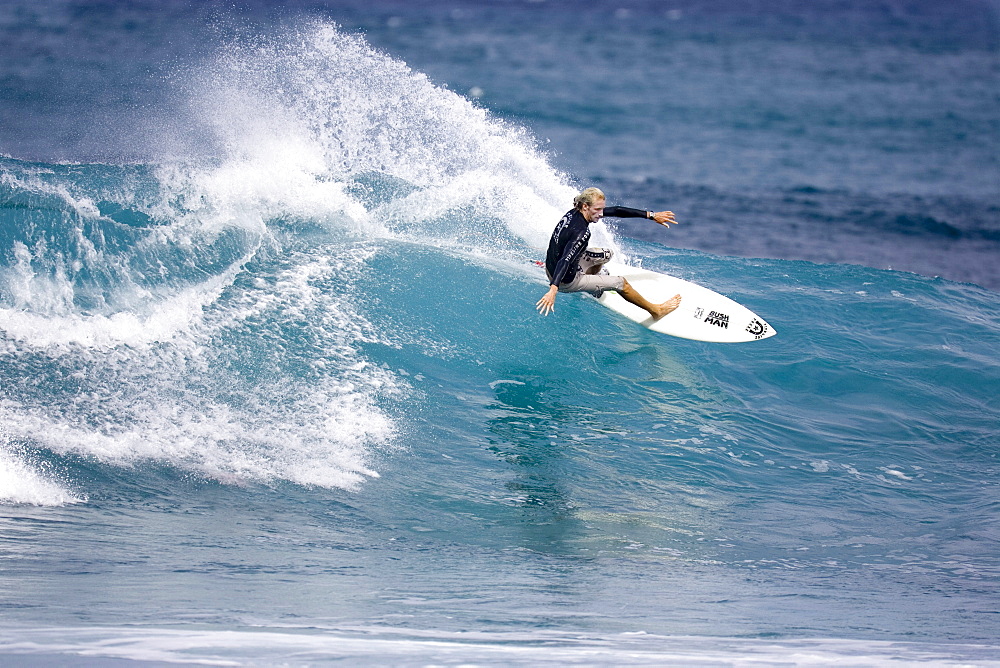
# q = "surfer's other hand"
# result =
<box><xmin>536</xmin><ymin>286</ymin><xmax>558</xmax><ymax>316</ymax></box>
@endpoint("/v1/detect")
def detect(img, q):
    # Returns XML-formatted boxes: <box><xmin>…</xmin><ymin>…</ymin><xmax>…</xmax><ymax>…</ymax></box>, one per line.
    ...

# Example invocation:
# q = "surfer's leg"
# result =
<box><xmin>561</xmin><ymin>272</ymin><xmax>678</xmax><ymax>319</ymax></box>
<box><xmin>619</xmin><ymin>280</ymin><xmax>681</xmax><ymax>320</ymax></box>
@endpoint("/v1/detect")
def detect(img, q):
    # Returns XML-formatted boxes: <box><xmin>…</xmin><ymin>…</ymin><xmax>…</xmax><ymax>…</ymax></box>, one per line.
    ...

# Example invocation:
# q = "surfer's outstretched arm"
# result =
<box><xmin>602</xmin><ymin>206</ymin><xmax>678</xmax><ymax>228</ymax></box>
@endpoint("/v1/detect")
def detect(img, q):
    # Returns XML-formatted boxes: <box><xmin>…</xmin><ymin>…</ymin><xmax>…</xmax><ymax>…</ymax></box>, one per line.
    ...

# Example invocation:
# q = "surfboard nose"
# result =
<box><xmin>746</xmin><ymin>317</ymin><xmax>776</xmax><ymax>341</ymax></box>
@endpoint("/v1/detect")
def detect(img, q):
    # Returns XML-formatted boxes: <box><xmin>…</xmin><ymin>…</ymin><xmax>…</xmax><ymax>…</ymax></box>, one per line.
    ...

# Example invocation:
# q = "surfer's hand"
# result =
<box><xmin>651</xmin><ymin>210</ymin><xmax>677</xmax><ymax>228</ymax></box>
<box><xmin>536</xmin><ymin>285</ymin><xmax>558</xmax><ymax>316</ymax></box>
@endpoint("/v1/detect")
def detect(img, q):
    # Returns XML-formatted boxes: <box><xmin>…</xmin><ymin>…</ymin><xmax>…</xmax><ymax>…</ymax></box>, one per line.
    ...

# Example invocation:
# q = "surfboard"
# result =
<box><xmin>595</xmin><ymin>262</ymin><xmax>776</xmax><ymax>343</ymax></box>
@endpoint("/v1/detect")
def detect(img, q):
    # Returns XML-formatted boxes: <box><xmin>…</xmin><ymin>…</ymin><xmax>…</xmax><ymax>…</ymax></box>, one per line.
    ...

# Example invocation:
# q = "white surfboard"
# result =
<box><xmin>596</xmin><ymin>262</ymin><xmax>776</xmax><ymax>343</ymax></box>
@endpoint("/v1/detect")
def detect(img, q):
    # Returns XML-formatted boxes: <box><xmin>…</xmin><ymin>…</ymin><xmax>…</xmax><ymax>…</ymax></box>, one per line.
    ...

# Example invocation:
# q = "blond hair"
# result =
<box><xmin>573</xmin><ymin>187</ymin><xmax>605</xmax><ymax>210</ymax></box>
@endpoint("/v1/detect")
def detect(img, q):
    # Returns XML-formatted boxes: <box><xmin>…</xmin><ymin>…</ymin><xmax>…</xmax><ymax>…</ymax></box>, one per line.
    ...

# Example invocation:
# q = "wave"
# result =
<box><xmin>1</xmin><ymin>21</ymin><xmax>998</xmax><ymax>532</ymax></box>
<box><xmin>2</xmin><ymin>18</ymin><xmax>999</xmax><ymax>656</ymax></box>
<box><xmin>0</xmin><ymin>22</ymin><xmax>592</xmax><ymax>504</ymax></box>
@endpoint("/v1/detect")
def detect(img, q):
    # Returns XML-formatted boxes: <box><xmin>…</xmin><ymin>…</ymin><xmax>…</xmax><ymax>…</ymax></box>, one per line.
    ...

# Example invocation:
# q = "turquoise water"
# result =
<box><xmin>1</xmin><ymin>2</ymin><xmax>999</xmax><ymax>665</ymax></box>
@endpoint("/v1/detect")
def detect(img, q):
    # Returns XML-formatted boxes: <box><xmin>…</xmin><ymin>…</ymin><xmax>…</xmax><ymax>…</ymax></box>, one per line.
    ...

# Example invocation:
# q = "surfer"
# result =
<box><xmin>536</xmin><ymin>187</ymin><xmax>682</xmax><ymax>319</ymax></box>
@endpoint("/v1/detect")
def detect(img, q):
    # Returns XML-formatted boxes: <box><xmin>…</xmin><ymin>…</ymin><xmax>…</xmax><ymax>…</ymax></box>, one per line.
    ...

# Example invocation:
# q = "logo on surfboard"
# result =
<box><xmin>705</xmin><ymin>310</ymin><xmax>730</xmax><ymax>329</ymax></box>
<box><xmin>746</xmin><ymin>318</ymin><xmax>769</xmax><ymax>340</ymax></box>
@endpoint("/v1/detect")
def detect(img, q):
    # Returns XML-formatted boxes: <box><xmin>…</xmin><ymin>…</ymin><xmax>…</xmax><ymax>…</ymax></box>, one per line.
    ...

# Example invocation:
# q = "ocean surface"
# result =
<box><xmin>1</xmin><ymin>1</ymin><xmax>999</xmax><ymax>665</ymax></box>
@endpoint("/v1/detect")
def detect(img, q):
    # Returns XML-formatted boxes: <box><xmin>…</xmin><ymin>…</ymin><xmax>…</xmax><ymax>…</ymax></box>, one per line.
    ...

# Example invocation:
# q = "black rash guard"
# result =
<box><xmin>544</xmin><ymin>206</ymin><xmax>649</xmax><ymax>287</ymax></box>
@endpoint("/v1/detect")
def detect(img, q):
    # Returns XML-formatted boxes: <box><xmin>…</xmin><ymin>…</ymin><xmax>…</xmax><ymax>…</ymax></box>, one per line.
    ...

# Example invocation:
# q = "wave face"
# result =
<box><xmin>0</xmin><ymin>23</ymin><xmax>575</xmax><ymax>502</ymax></box>
<box><xmin>1</xmin><ymin>15</ymin><xmax>999</xmax><ymax>666</ymax></box>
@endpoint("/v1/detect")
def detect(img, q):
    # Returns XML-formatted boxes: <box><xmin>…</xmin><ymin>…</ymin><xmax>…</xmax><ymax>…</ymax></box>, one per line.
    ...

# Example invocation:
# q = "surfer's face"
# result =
<box><xmin>581</xmin><ymin>198</ymin><xmax>605</xmax><ymax>222</ymax></box>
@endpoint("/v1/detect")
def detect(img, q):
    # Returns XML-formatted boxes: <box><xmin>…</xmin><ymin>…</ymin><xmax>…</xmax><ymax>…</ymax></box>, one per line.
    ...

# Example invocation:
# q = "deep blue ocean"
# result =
<box><xmin>2</xmin><ymin>1</ymin><xmax>999</xmax><ymax>665</ymax></box>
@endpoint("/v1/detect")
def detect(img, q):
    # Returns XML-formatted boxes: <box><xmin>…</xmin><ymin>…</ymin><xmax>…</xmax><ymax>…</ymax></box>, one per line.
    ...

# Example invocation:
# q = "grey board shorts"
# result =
<box><xmin>550</xmin><ymin>248</ymin><xmax>625</xmax><ymax>297</ymax></box>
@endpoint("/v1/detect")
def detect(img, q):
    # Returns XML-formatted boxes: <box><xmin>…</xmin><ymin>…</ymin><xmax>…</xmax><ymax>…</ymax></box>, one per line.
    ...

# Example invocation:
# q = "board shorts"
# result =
<box><xmin>552</xmin><ymin>248</ymin><xmax>625</xmax><ymax>297</ymax></box>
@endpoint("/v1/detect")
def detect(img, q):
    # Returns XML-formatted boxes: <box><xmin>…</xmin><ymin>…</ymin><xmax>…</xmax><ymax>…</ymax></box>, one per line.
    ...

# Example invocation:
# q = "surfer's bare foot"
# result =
<box><xmin>653</xmin><ymin>293</ymin><xmax>682</xmax><ymax>319</ymax></box>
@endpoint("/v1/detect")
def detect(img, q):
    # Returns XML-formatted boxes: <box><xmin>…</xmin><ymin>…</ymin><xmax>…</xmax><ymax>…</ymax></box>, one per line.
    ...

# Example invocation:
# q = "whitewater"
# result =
<box><xmin>2</xmin><ymin>5</ymin><xmax>999</xmax><ymax>666</ymax></box>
